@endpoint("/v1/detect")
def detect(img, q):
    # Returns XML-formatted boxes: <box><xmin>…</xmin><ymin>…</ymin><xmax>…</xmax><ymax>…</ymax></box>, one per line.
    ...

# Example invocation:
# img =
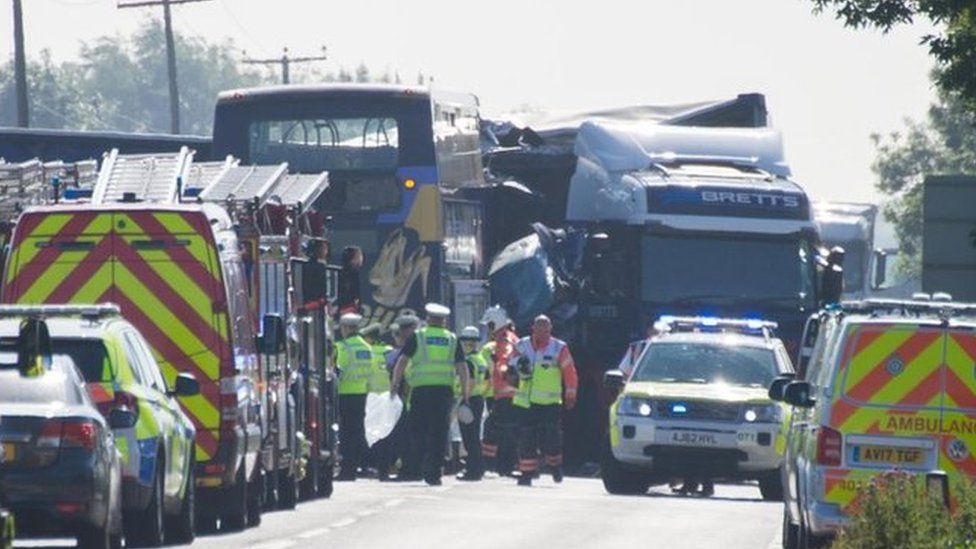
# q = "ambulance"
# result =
<box><xmin>775</xmin><ymin>295</ymin><xmax>976</xmax><ymax>548</ymax></box>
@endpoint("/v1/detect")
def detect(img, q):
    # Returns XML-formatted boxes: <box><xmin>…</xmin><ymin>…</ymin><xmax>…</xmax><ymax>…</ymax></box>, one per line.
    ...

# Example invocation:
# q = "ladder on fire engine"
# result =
<box><xmin>91</xmin><ymin>148</ymin><xmax>194</xmax><ymax>205</ymax></box>
<box><xmin>268</xmin><ymin>172</ymin><xmax>330</xmax><ymax>212</ymax></box>
<box><xmin>181</xmin><ymin>155</ymin><xmax>239</xmax><ymax>198</ymax></box>
<box><xmin>198</xmin><ymin>163</ymin><xmax>289</xmax><ymax>204</ymax></box>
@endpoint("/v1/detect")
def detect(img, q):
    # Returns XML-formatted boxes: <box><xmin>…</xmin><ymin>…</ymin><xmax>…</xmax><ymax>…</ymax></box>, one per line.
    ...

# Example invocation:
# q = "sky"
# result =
<box><xmin>1</xmin><ymin>0</ymin><xmax>936</xmax><ymax>208</ymax></box>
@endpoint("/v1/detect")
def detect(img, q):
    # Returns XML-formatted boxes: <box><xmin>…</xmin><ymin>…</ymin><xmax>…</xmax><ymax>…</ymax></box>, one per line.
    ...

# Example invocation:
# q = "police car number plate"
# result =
<box><xmin>852</xmin><ymin>444</ymin><xmax>925</xmax><ymax>466</ymax></box>
<box><xmin>665</xmin><ymin>431</ymin><xmax>721</xmax><ymax>446</ymax></box>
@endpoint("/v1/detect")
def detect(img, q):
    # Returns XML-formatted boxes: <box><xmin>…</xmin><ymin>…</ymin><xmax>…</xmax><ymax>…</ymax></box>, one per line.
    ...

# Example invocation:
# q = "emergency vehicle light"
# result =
<box><xmin>657</xmin><ymin>316</ymin><xmax>778</xmax><ymax>338</ymax></box>
<box><xmin>63</xmin><ymin>188</ymin><xmax>93</xmax><ymax>200</ymax></box>
<box><xmin>0</xmin><ymin>304</ymin><xmax>121</xmax><ymax>320</ymax></box>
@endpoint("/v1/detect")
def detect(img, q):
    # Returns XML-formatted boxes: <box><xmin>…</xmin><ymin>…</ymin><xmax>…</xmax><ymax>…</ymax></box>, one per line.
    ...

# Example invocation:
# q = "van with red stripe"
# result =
<box><xmin>774</xmin><ymin>296</ymin><xmax>976</xmax><ymax>548</ymax></box>
<box><xmin>1</xmin><ymin>203</ymin><xmax>265</xmax><ymax>532</ymax></box>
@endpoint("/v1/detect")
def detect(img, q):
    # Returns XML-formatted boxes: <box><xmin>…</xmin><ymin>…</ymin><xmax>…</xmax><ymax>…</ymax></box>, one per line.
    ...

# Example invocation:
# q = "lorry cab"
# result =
<box><xmin>775</xmin><ymin>296</ymin><xmax>976</xmax><ymax>548</ymax></box>
<box><xmin>1</xmin><ymin>201</ymin><xmax>264</xmax><ymax>531</ymax></box>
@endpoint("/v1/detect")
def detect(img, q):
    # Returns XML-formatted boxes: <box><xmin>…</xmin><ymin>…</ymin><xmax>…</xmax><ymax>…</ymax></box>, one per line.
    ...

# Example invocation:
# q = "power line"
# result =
<box><xmin>243</xmin><ymin>47</ymin><xmax>328</xmax><ymax>85</ymax></box>
<box><xmin>117</xmin><ymin>0</ymin><xmax>214</xmax><ymax>134</ymax></box>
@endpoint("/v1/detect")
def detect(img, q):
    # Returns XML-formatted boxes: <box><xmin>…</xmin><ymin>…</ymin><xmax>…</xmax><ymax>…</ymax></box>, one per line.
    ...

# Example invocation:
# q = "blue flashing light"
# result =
<box><xmin>183</xmin><ymin>187</ymin><xmax>202</xmax><ymax>198</ymax></box>
<box><xmin>63</xmin><ymin>188</ymin><xmax>93</xmax><ymax>200</ymax></box>
<box><xmin>672</xmin><ymin>403</ymin><xmax>688</xmax><ymax>414</ymax></box>
<box><xmin>700</xmin><ymin>317</ymin><xmax>719</xmax><ymax>327</ymax></box>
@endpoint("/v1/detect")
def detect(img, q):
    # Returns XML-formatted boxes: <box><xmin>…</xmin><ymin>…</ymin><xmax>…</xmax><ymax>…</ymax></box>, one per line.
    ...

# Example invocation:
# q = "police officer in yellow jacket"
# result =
<box><xmin>335</xmin><ymin>313</ymin><xmax>374</xmax><ymax>481</ymax></box>
<box><xmin>362</xmin><ymin>323</ymin><xmax>393</xmax><ymax>394</ymax></box>
<box><xmin>457</xmin><ymin>326</ymin><xmax>490</xmax><ymax>481</ymax></box>
<box><xmin>391</xmin><ymin>303</ymin><xmax>470</xmax><ymax>486</ymax></box>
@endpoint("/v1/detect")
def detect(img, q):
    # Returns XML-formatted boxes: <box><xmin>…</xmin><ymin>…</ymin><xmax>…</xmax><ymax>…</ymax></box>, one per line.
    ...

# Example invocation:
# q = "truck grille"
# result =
<box><xmin>654</xmin><ymin>399</ymin><xmax>741</xmax><ymax>422</ymax></box>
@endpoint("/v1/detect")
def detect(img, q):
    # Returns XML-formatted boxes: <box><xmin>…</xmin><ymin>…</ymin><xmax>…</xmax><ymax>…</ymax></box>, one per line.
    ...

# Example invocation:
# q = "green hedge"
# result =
<box><xmin>834</xmin><ymin>473</ymin><xmax>976</xmax><ymax>548</ymax></box>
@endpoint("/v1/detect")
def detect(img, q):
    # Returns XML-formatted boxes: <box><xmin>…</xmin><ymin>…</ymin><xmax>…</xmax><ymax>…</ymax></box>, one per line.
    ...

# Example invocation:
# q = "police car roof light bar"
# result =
<box><xmin>657</xmin><ymin>316</ymin><xmax>779</xmax><ymax>339</ymax></box>
<box><xmin>0</xmin><ymin>304</ymin><xmax>121</xmax><ymax>320</ymax></box>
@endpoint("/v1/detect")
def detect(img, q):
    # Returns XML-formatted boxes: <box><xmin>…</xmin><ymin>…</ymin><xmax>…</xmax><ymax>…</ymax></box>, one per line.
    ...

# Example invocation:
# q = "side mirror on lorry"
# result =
<box><xmin>783</xmin><ymin>381</ymin><xmax>816</xmax><ymax>408</ymax></box>
<box><xmin>768</xmin><ymin>374</ymin><xmax>796</xmax><ymax>402</ymax></box>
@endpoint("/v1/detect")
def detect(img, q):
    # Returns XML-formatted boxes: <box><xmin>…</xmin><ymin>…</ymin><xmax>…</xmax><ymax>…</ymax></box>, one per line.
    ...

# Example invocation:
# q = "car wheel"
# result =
<box><xmin>164</xmin><ymin>466</ymin><xmax>195</xmax><ymax>545</ymax></box>
<box><xmin>277</xmin><ymin>469</ymin><xmax>298</xmax><ymax>510</ymax></box>
<box><xmin>782</xmin><ymin>505</ymin><xmax>799</xmax><ymax>549</ymax></box>
<box><xmin>125</xmin><ymin>460</ymin><xmax>164</xmax><ymax>548</ymax></box>
<box><xmin>760</xmin><ymin>469</ymin><xmax>785</xmax><ymax>501</ymax></box>
<box><xmin>600</xmin><ymin>438</ymin><xmax>650</xmax><ymax>495</ymax></box>
<box><xmin>221</xmin><ymin>466</ymin><xmax>248</xmax><ymax>532</ymax></box>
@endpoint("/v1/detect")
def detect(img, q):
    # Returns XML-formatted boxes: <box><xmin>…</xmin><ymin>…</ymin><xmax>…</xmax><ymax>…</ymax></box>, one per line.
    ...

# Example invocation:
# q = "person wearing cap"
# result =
<box><xmin>391</xmin><ymin>303</ymin><xmax>469</xmax><ymax>486</ymax></box>
<box><xmin>386</xmin><ymin>314</ymin><xmax>423</xmax><ymax>481</ymax></box>
<box><xmin>456</xmin><ymin>326</ymin><xmax>489</xmax><ymax>481</ymax></box>
<box><xmin>509</xmin><ymin>314</ymin><xmax>578</xmax><ymax>487</ymax></box>
<box><xmin>334</xmin><ymin>313</ymin><xmax>374</xmax><ymax>481</ymax></box>
<box><xmin>479</xmin><ymin>305</ymin><xmax>520</xmax><ymax>476</ymax></box>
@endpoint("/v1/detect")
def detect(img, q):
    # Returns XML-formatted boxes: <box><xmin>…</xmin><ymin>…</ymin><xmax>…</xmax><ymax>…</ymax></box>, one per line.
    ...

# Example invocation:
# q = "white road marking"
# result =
<box><xmin>248</xmin><ymin>541</ymin><xmax>296</xmax><ymax>549</ymax></box>
<box><xmin>330</xmin><ymin>517</ymin><xmax>357</xmax><ymax>528</ymax></box>
<box><xmin>384</xmin><ymin>498</ymin><xmax>406</xmax><ymax>507</ymax></box>
<box><xmin>296</xmin><ymin>527</ymin><xmax>331</xmax><ymax>539</ymax></box>
<box><xmin>358</xmin><ymin>509</ymin><xmax>378</xmax><ymax>517</ymax></box>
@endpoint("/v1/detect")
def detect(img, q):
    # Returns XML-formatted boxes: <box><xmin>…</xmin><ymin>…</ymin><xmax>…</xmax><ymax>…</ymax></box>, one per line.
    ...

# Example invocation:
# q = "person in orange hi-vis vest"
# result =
<box><xmin>479</xmin><ymin>306</ymin><xmax>520</xmax><ymax>476</ymax></box>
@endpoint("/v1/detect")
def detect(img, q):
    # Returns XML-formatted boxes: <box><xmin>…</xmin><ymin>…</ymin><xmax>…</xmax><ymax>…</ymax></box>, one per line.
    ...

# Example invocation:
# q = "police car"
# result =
<box><xmin>603</xmin><ymin>316</ymin><xmax>793</xmax><ymax>499</ymax></box>
<box><xmin>774</xmin><ymin>296</ymin><xmax>976</xmax><ymax>549</ymax></box>
<box><xmin>0</xmin><ymin>305</ymin><xmax>198</xmax><ymax>547</ymax></box>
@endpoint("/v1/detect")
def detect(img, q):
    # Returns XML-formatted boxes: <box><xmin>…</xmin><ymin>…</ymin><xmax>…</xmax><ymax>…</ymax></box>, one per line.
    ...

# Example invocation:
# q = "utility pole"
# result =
<box><xmin>12</xmin><ymin>0</ymin><xmax>29</xmax><ymax>127</ymax></box>
<box><xmin>243</xmin><ymin>47</ymin><xmax>328</xmax><ymax>85</ymax></box>
<box><xmin>117</xmin><ymin>0</ymin><xmax>213</xmax><ymax>134</ymax></box>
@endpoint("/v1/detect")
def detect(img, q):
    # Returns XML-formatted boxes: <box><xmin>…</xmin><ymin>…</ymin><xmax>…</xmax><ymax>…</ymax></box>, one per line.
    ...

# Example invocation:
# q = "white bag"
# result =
<box><xmin>364</xmin><ymin>392</ymin><xmax>403</xmax><ymax>447</ymax></box>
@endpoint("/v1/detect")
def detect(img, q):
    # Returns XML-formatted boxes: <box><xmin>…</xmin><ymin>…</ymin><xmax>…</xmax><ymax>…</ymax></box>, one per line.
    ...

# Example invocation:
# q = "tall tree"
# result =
<box><xmin>871</xmin><ymin>74</ymin><xmax>976</xmax><ymax>276</ymax></box>
<box><xmin>809</xmin><ymin>1</ymin><xmax>976</xmax><ymax>112</ymax></box>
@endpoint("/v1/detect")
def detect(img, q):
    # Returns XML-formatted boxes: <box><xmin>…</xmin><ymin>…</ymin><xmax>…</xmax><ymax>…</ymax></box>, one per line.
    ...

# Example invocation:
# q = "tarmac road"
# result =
<box><xmin>15</xmin><ymin>477</ymin><xmax>783</xmax><ymax>549</ymax></box>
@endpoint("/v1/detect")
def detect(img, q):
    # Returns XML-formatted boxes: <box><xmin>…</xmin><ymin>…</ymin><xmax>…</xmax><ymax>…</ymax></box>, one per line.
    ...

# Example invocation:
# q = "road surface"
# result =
<box><xmin>190</xmin><ymin>477</ymin><xmax>781</xmax><ymax>549</ymax></box>
<box><xmin>16</xmin><ymin>477</ymin><xmax>782</xmax><ymax>549</ymax></box>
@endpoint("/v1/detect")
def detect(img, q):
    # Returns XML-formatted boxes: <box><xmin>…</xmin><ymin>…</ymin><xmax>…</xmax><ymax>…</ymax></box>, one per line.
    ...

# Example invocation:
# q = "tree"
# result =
<box><xmin>809</xmin><ymin>1</ymin><xmax>976</xmax><ymax>112</ymax></box>
<box><xmin>871</xmin><ymin>73</ymin><xmax>976</xmax><ymax>276</ymax></box>
<box><xmin>0</xmin><ymin>20</ymin><xmax>266</xmax><ymax>134</ymax></box>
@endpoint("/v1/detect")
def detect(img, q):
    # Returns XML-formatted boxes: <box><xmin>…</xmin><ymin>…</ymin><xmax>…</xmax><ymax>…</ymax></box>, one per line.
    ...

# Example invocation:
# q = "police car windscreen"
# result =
<box><xmin>632</xmin><ymin>342</ymin><xmax>778</xmax><ymax>388</ymax></box>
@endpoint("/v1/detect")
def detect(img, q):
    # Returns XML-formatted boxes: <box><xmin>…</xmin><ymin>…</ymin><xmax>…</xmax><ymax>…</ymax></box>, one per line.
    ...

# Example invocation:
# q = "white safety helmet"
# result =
<box><xmin>481</xmin><ymin>305</ymin><xmax>510</xmax><ymax>331</ymax></box>
<box><xmin>460</xmin><ymin>326</ymin><xmax>481</xmax><ymax>340</ymax></box>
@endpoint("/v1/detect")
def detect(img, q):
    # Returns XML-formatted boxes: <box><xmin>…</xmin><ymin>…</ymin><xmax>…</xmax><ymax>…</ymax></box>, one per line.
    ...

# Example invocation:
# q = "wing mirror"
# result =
<box><xmin>108</xmin><ymin>407</ymin><xmax>137</xmax><ymax>429</ymax></box>
<box><xmin>768</xmin><ymin>374</ymin><xmax>797</xmax><ymax>402</ymax></box>
<box><xmin>783</xmin><ymin>381</ymin><xmax>816</xmax><ymax>408</ymax></box>
<box><xmin>170</xmin><ymin>372</ymin><xmax>200</xmax><ymax>397</ymax></box>
<box><xmin>872</xmin><ymin>248</ymin><xmax>888</xmax><ymax>289</ymax></box>
<box><xmin>604</xmin><ymin>369</ymin><xmax>626</xmax><ymax>390</ymax></box>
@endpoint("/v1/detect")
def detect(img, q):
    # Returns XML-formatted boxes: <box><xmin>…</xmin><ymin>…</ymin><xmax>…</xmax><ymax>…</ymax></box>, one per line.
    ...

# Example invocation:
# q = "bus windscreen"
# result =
<box><xmin>249</xmin><ymin>117</ymin><xmax>399</xmax><ymax>172</ymax></box>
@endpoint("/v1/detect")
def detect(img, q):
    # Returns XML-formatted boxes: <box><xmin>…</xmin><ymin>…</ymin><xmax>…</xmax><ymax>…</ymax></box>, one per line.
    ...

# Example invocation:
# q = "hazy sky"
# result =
<box><xmin>2</xmin><ymin>0</ymin><xmax>936</xmax><ymax>205</ymax></box>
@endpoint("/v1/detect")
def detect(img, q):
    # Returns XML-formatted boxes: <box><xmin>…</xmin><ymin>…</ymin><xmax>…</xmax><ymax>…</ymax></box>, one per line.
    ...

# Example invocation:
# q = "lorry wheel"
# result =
<box><xmin>246</xmin><ymin>470</ymin><xmax>263</xmax><ymax>527</ymax></box>
<box><xmin>76</xmin><ymin>523</ymin><xmax>111</xmax><ymax>549</ymax></box>
<box><xmin>600</xmin><ymin>440</ymin><xmax>649</xmax><ymax>495</ymax></box>
<box><xmin>759</xmin><ymin>469</ymin><xmax>785</xmax><ymax>501</ymax></box>
<box><xmin>277</xmin><ymin>469</ymin><xmax>298</xmax><ymax>510</ymax></box>
<box><xmin>264</xmin><ymin>467</ymin><xmax>278</xmax><ymax>510</ymax></box>
<box><xmin>164</xmin><ymin>467</ymin><xmax>195</xmax><ymax>545</ymax></box>
<box><xmin>300</xmin><ymin>457</ymin><xmax>319</xmax><ymax>501</ymax></box>
<box><xmin>318</xmin><ymin>459</ymin><xmax>334</xmax><ymax>498</ymax></box>
<box><xmin>221</xmin><ymin>467</ymin><xmax>248</xmax><ymax>532</ymax></box>
<box><xmin>125</xmin><ymin>462</ymin><xmax>164</xmax><ymax>547</ymax></box>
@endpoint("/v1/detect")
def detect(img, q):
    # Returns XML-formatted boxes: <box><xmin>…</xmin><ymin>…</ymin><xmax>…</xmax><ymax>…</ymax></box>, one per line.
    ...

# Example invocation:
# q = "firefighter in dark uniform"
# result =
<box><xmin>391</xmin><ymin>303</ymin><xmax>470</xmax><ymax>486</ymax></box>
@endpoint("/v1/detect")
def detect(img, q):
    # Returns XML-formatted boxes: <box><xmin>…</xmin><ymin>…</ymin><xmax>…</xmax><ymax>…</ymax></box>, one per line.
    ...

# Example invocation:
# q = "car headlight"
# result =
<box><xmin>617</xmin><ymin>396</ymin><xmax>654</xmax><ymax>417</ymax></box>
<box><xmin>742</xmin><ymin>403</ymin><xmax>782</xmax><ymax>423</ymax></box>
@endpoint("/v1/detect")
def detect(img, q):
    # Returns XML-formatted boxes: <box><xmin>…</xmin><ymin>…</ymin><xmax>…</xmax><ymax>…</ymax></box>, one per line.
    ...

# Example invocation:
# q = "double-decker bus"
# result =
<box><xmin>212</xmin><ymin>84</ymin><xmax>488</xmax><ymax>329</ymax></box>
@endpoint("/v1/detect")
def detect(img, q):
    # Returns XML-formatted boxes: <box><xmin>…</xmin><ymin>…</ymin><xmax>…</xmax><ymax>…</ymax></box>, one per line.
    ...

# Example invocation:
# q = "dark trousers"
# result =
<box><xmin>409</xmin><ymin>386</ymin><xmax>454</xmax><ymax>482</ymax></box>
<box><xmin>517</xmin><ymin>404</ymin><xmax>563</xmax><ymax>473</ymax></box>
<box><xmin>483</xmin><ymin>398</ymin><xmax>518</xmax><ymax>473</ymax></box>
<box><xmin>375</xmin><ymin>406</ymin><xmax>409</xmax><ymax>475</ymax></box>
<box><xmin>338</xmin><ymin>393</ymin><xmax>367</xmax><ymax>474</ymax></box>
<box><xmin>459</xmin><ymin>396</ymin><xmax>485</xmax><ymax>476</ymax></box>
